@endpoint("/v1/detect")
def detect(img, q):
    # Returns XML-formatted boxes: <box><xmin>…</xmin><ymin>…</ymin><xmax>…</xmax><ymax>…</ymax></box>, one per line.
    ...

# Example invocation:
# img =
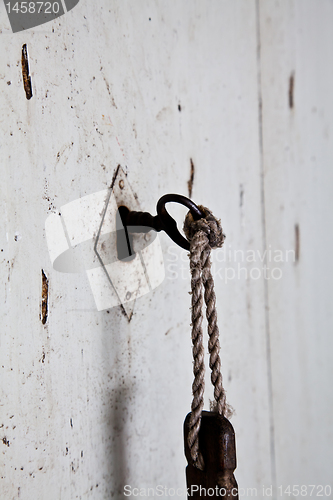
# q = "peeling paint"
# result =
<box><xmin>188</xmin><ymin>158</ymin><xmax>195</xmax><ymax>198</ymax></box>
<box><xmin>21</xmin><ymin>44</ymin><xmax>33</xmax><ymax>100</ymax></box>
<box><xmin>289</xmin><ymin>72</ymin><xmax>294</xmax><ymax>109</ymax></box>
<box><xmin>295</xmin><ymin>223</ymin><xmax>300</xmax><ymax>263</ymax></box>
<box><xmin>2</xmin><ymin>437</ymin><xmax>10</xmax><ymax>447</ymax></box>
<box><xmin>240</xmin><ymin>184</ymin><xmax>244</xmax><ymax>207</ymax></box>
<box><xmin>41</xmin><ymin>270</ymin><xmax>49</xmax><ymax>325</ymax></box>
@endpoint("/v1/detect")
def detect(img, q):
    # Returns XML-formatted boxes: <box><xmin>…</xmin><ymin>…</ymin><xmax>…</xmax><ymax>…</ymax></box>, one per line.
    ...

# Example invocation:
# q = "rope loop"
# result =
<box><xmin>183</xmin><ymin>205</ymin><xmax>232</xmax><ymax>471</ymax></box>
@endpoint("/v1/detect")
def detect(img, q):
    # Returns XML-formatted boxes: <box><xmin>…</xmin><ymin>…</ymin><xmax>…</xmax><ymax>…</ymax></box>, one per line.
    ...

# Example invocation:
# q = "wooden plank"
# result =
<box><xmin>0</xmin><ymin>1</ymin><xmax>272</xmax><ymax>497</ymax></box>
<box><xmin>259</xmin><ymin>0</ymin><xmax>333</xmax><ymax>492</ymax></box>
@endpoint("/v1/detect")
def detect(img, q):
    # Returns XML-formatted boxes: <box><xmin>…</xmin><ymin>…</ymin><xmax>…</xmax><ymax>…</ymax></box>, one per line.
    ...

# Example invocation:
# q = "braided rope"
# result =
<box><xmin>184</xmin><ymin>206</ymin><xmax>232</xmax><ymax>470</ymax></box>
<box><xmin>187</xmin><ymin>231</ymin><xmax>206</xmax><ymax>471</ymax></box>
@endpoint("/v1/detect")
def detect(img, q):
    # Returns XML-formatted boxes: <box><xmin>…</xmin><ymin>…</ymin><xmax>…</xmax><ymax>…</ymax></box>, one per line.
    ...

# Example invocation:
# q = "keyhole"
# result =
<box><xmin>116</xmin><ymin>206</ymin><xmax>136</xmax><ymax>262</ymax></box>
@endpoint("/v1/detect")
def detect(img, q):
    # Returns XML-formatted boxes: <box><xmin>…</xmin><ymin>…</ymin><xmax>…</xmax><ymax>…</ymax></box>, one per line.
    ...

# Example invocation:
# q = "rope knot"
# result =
<box><xmin>183</xmin><ymin>205</ymin><xmax>226</xmax><ymax>249</ymax></box>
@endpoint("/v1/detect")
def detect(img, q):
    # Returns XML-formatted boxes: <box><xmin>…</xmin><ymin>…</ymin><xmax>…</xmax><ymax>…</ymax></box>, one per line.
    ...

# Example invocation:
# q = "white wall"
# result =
<box><xmin>0</xmin><ymin>1</ymin><xmax>332</xmax><ymax>499</ymax></box>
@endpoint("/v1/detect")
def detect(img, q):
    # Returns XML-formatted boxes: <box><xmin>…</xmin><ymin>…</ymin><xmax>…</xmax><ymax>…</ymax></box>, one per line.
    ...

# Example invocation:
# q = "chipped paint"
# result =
<box><xmin>21</xmin><ymin>44</ymin><xmax>32</xmax><ymax>100</ymax></box>
<box><xmin>188</xmin><ymin>158</ymin><xmax>195</xmax><ymax>198</ymax></box>
<box><xmin>41</xmin><ymin>270</ymin><xmax>49</xmax><ymax>325</ymax></box>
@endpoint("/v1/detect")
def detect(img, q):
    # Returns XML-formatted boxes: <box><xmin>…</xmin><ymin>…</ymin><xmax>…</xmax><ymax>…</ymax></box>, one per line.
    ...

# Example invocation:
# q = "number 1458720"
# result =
<box><xmin>5</xmin><ymin>2</ymin><xmax>60</xmax><ymax>14</ymax></box>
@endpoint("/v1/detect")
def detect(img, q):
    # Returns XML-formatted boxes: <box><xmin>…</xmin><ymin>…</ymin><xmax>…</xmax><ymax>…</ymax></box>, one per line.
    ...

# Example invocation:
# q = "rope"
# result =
<box><xmin>184</xmin><ymin>206</ymin><xmax>233</xmax><ymax>470</ymax></box>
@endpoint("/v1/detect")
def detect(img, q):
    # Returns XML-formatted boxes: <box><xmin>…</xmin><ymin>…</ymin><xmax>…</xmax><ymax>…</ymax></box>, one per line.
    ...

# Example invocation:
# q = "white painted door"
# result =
<box><xmin>1</xmin><ymin>1</ymin><xmax>332</xmax><ymax>499</ymax></box>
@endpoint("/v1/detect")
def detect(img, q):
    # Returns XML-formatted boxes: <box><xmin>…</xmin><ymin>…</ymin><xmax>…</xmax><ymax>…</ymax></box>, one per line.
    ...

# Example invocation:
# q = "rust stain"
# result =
<box><xmin>2</xmin><ymin>437</ymin><xmax>10</xmax><ymax>447</ymax></box>
<box><xmin>102</xmin><ymin>75</ymin><xmax>117</xmax><ymax>108</ymax></box>
<box><xmin>289</xmin><ymin>72</ymin><xmax>294</xmax><ymax>109</ymax></box>
<box><xmin>41</xmin><ymin>270</ymin><xmax>49</xmax><ymax>325</ymax></box>
<box><xmin>295</xmin><ymin>223</ymin><xmax>300</xmax><ymax>263</ymax></box>
<box><xmin>21</xmin><ymin>44</ymin><xmax>33</xmax><ymax>100</ymax></box>
<box><xmin>239</xmin><ymin>184</ymin><xmax>244</xmax><ymax>207</ymax></box>
<box><xmin>188</xmin><ymin>158</ymin><xmax>195</xmax><ymax>198</ymax></box>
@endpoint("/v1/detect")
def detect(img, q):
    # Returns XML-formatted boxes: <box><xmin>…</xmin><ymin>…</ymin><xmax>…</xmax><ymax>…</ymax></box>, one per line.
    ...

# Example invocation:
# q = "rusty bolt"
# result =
<box><xmin>119</xmin><ymin>179</ymin><xmax>125</xmax><ymax>189</ymax></box>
